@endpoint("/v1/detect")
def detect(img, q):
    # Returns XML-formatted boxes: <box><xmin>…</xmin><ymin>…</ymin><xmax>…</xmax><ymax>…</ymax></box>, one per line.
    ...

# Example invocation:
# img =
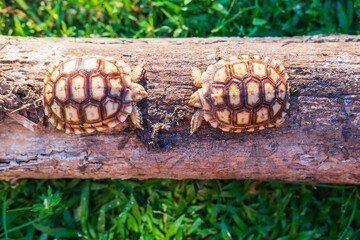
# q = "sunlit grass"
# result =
<box><xmin>1</xmin><ymin>0</ymin><xmax>359</xmax><ymax>38</ymax></box>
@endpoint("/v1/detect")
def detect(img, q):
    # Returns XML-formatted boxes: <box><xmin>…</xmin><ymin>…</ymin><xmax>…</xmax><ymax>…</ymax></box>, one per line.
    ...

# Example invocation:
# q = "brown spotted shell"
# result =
<box><xmin>201</xmin><ymin>56</ymin><xmax>290</xmax><ymax>132</ymax></box>
<box><xmin>43</xmin><ymin>57</ymin><xmax>133</xmax><ymax>134</ymax></box>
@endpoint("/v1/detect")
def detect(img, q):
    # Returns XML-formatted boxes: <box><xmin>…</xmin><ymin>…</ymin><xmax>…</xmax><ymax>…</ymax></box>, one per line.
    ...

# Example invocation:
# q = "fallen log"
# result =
<box><xmin>0</xmin><ymin>34</ymin><xmax>359</xmax><ymax>183</ymax></box>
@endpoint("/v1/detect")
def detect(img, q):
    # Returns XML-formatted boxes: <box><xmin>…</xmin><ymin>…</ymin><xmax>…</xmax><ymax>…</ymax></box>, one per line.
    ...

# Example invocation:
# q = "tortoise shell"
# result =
<box><xmin>43</xmin><ymin>57</ymin><xmax>139</xmax><ymax>134</ymax></box>
<box><xmin>191</xmin><ymin>56</ymin><xmax>290</xmax><ymax>133</ymax></box>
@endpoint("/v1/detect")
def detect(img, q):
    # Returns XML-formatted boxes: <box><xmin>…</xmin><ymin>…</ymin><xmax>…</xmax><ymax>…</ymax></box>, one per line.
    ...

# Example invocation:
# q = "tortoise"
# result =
<box><xmin>43</xmin><ymin>57</ymin><xmax>148</xmax><ymax>134</ymax></box>
<box><xmin>189</xmin><ymin>55</ymin><xmax>290</xmax><ymax>134</ymax></box>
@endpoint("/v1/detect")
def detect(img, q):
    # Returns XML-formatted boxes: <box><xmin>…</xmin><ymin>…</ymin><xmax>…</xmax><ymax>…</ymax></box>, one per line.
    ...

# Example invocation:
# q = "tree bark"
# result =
<box><xmin>0</xmin><ymin>34</ymin><xmax>359</xmax><ymax>183</ymax></box>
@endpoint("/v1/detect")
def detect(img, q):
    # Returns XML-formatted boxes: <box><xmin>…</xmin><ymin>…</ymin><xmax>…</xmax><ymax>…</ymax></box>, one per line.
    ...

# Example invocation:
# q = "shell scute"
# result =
<box><xmin>251</xmin><ymin>62</ymin><xmax>267</xmax><ymax>79</ymax></box>
<box><xmin>271</xmin><ymin>100</ymin><xmax>282</xmax><ymax>117</ymax></box>
<box><xmin>56</xmin><ymin>120</ymin><xmax>65</xmax><ymax>131</ymax></box>
<box><xmin>231</xmin><ymin>62</ymin><xmax>249</xmax><ymax>79</ymax></box>
<box><xmin>227</xmin><ymin>81</ymin><xmax>242</xmax><ymax>108</ymax></box>
<box><xmin>89</xmin><ymin>74</ymin><xmax>106</xmax><ymax>101</ymax></box>
<box><xmin>269</xmin><ymin>67</ymin><xmax>280</xmax><ymax>84</ymax></box>
<box><xmin>108</xmin><ymin>76</ymin><xmax>123</xmax><ymax>98</ymax></box>
<box><xmin>62</xmin><ymin>59</ymin><xmax>78</xmax><ymax>75</ymax></box>
<box><xmin>122</xmin><ymin>104</ymin><xmax>133</xmax><ymax>115</ymax></box>
<box><xmin>122</xmin><ymin>74</ymin><xmax>132</xmax><ymax>87</ymax></box>
<box><xmin>64</xmin><ymin>104</ymin><xmax>81</xmax><ymax>124</ymax></box>
<box><xmin>44</xmin><ymin>83</ymin><xmax>54</xmax><ymax>103</ymax></box>
<box><xmin>103</xmin><ymin>119</ymin><xmax>120</xmax><ymax>128</ymax></box>
<box><xmin>245</xmin><ymin>79</ymin><xmax>261</xmax><ymax>107</ymax></box>
<box><xmin>50</xmin><ymin>66</ymin><xmax>61</xmax><ymax>83</ymax></box>
<box><xmin>50</xmin><ymin>101</ymin><xmax>62</xmax><ymax>119</ymax></box>
<box><xmin>70</xmin><ymin>73</ymin><xmax>87</xmax><ymax>104</ymax></box>
<box><xmin>215</xmin><ymin>107</ymin><xmax>232</xmax><ymax>125</ymax></box>
<box><xmin>255</xmin><ymin>106</ymin><xmax>270</xmax><ymax>124</ymax></box>
<box><xmin>235</xmin><ymin>110</ymin><xmax>251</xmax><ymax>126</ymax></box>
<box><xmin>81</xmin><ymin>58</ymin><xmax>99</xmax><ymax>72</ymax></box>
<box><xmin>104</xmin><ymin>99</ymin><xmax>120</xmax><ymax>119</ymax></box>
<box><xmin>263</xmin><ymin>80</ymin><xmax>276</xmax><ymax>104</ymax></box>
<box><xmin>123</xmin><ymin>88</ymin><xmax>132</xmax><ymax>102</ymax></box>
<box><xmin>83</xmin><ymin>103</ymin><xmax>101</xmax><ymax>123</ymax></box>
<box><xmin>213</xmin><ymin>66</ymin><xmax>229</xmax><ymax>83</ymax></box>
<box><xmin>55</xmin><ymin>77</ymin><xmax>68</xmax><ymax>102</ymax></box>
<box><xmin>102</xmin><ymin>60</ymin><xmax>119</xmax><ymax>75</ymax></box>
<box><xmin>210</xmin><ymin>86</ymin><xmax>226</xmax><ymax>107</ymax></box>
<box><xmin>277</xmin><ymin>82</ymin><xmax>287</xmax><ymax>101</ymax></box>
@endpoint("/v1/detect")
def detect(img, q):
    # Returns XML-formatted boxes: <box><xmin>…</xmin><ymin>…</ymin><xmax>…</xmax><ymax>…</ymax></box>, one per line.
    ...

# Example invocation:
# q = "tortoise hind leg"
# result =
<box><xmin>130</xmin><ymin>103</ymin><xmax>144</xmax><ymax>129</ymax></box>
<box><xmin>190</xmin><ymin>110</ymin><xmax>204</xmax><ymax>134</ymax></box>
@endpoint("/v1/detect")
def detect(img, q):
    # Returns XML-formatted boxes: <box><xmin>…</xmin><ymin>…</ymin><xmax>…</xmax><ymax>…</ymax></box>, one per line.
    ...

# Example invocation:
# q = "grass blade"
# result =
<box><xmin>2</xmin><ymin>191</ymin><xmax>8</xmax><ymax>239</ymax></box>
<box><xmin>33</xmin><ymin>223</ymin><xmax>82</xmax><ymax>237</ymax></box>
<box><xmin>80</xmin><ymin>180</ymin><xmax>90</xmax><ymax>237</ymax></box>
<box><xmin>0</xmin><ymin>213</ymin><xmax>51</xmax><ymax>237</ymax></box>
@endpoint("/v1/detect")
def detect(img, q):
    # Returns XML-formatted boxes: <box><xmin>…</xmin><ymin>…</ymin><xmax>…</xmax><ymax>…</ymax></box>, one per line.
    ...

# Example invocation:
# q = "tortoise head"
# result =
<box><xmin>131</xmin><ymin>83</ymin><xmax>148</xmax><ymax>102</ymax></box>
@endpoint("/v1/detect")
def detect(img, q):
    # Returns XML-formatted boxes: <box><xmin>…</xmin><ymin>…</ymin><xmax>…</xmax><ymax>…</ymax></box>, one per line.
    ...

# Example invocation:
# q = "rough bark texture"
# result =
<box><xmin>0</xmin><ymin>34</ymin><xmax>359</xmax><ymax>183</ymax></box>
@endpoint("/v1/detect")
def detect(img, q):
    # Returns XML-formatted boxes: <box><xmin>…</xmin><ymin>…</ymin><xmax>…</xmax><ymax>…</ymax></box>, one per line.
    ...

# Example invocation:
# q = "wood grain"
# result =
<box><xmin>0</xmin><ymin>35</ymin><xmax>359</xmax><ymax>183</ymax></box>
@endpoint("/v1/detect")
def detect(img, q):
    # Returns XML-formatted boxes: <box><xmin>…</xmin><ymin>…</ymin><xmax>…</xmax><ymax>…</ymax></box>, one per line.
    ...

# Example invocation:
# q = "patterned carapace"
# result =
<box><xmin>43</xmin><ymin>57</ymin><xmax>147</xmax><ymax>134</ymax></box>
<box><xmin>189</xmin><ymin>56</ymin><xmax>290</xmax><ymax>133</ymax></box>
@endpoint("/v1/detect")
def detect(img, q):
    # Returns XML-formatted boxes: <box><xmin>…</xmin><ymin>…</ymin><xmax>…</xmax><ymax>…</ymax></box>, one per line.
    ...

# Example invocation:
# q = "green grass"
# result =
<box><xmin>1</xmin><ymin>180</ymin><xmax>360</xmax><ymax>239</ymax></box>
<box><xmin>1</xmin><ymin>0</ymin><xmax>360</xmax><ymax>239</ymax></box>
<box><xmin>1</xmin><ymin>0</ymin><xmax>359</xmax><ymax>37</ymax></box>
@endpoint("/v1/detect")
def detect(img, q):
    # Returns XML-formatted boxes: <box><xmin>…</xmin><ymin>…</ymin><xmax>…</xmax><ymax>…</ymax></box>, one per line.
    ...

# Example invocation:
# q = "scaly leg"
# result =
<box><xmin>188</xmin><ymin>89</ymin><xmax>203</xmax><ymax>108</ymax></box>
<box><xmin>130</xmin><ymin>103</ymin><xmax>144</xmax><ymax>129</ymax></box>
<box><xmin>190</xmin><ymin>110</ymin><xmax>204</xmax><ymax>134</ymax></box>
<box><xmin>191</xmin><ymin>67</ymin><xmax>203</xmax><ymax>87</ymax></box>
<box><xmin>132</xmin><ymin>63</ymin><xmax>145</xmax><ymax>83</ymax></box>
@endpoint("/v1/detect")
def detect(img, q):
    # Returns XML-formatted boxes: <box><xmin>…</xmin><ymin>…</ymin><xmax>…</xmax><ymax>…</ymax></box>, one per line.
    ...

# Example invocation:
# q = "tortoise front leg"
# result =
<box><xmin>130</xmin><ymin>103</ymin><xmax>144</xmax><ymax>129</ymax></box>
<box><xmin>132</xmin><ymin>63</ymin><xmax>145</xmax><ymax>83</ymax></box>
<box><xmin>191</xmin><ymin>67</ymin><xmax>203</xmax><ymax>87</ymax></box>
<box><xmin>188</xmin><ymin>89</ymin><xmax>203</xmax><ymax>108</ymax></box>
<box><xmin>190</xmin><ymin>110</ymin><xmax>204</xmax><ymax>134</ymax></box>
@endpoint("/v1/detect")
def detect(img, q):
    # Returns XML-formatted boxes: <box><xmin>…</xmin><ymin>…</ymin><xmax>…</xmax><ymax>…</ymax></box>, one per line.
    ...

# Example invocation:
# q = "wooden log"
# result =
<box><xmin>0</xmin><ymin>35</ymin><xmax>359</xmax><ymax>183</ymax></box>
